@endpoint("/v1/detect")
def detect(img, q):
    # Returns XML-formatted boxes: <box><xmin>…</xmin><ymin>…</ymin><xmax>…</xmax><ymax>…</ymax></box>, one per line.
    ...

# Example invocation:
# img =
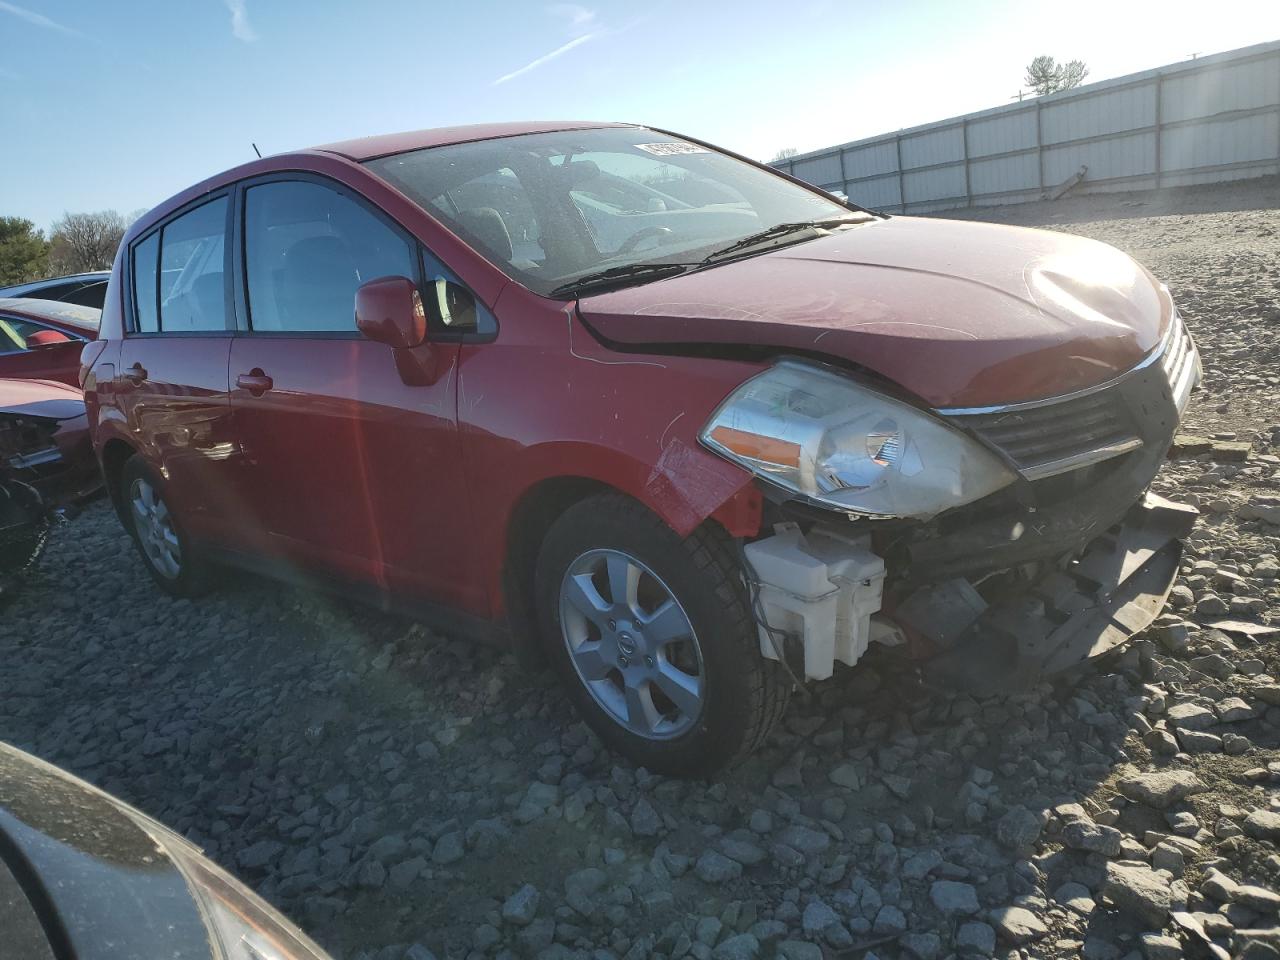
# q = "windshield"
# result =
<box><xmin>364</xmin><ymin>126</ymin><xmax>859</xmax><ymax>297</ymax></box>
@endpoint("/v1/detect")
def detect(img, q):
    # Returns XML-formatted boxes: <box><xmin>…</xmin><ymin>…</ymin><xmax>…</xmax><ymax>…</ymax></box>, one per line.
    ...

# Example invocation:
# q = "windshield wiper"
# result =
<box><xmin>699</xmin><ymin>216</ymin><xmax>865</xmax><ymax>265</ymax></box>
<box><xmin>550</xmin><ymin>261</ymin><xmax>696</xmax><ymax>299</ymax></box>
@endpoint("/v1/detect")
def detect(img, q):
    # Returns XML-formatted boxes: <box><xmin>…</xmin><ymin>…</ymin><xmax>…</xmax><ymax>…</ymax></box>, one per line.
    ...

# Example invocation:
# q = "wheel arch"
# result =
<box><xmin>500</xmin><ymin>475</ymin><xmax>612</xmax><ymax>665</ymax></box>
<box><xmin>497</xmin><ymin>456</ymin><xmax>762</xmax><ymax>664</ymax></box>
<box><xmin>100</xmin><ymin>436</ymin><xmax>139</xmax><ymax>526</ymax></box>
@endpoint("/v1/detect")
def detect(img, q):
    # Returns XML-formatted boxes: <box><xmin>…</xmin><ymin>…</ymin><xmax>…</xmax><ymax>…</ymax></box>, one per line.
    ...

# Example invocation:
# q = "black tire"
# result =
<box><xmin>535</xmin><ymin>493</ymin><xmax>790</xmax><ymax>776</ymax></box>
<box><xmin>120</xmin><ymin>455</ymin><xmax>210</xmax><ymax>597</ymax></box>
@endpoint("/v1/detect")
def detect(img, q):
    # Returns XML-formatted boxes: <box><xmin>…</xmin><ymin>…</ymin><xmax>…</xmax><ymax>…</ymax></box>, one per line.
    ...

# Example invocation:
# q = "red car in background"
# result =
<box><xmin>0</xmin><ymin>377</ymin><xmax>100</xmax><ymax>503</ymax></box>
<box><xmin>0</xmin><ymin>298</ymin><xmax>100</xmax><ymax>387</ymax></box>
<box><xmin>1</xmin><ymin>377</ymin><xmax>101</xmax><ymax>594</ymax></box>
<box><xmin>82</xmin><ymin>122</ymin><xmax>1199</xmax><ymax>774</ymax></box>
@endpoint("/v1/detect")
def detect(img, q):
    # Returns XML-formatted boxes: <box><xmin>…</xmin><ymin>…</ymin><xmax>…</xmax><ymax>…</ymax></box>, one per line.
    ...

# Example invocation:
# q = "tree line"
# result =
<box><xmin>0</xmin><ymin>211</ymin><xmax>142</xmax><ymax>286</ymax></box>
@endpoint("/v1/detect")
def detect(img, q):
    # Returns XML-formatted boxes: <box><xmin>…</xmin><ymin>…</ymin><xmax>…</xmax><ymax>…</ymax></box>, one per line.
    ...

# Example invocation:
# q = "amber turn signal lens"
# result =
<box><xmin>709</xmin><ymin>425</ymin><xmax>802</xmax><ymax>467</ymax></box>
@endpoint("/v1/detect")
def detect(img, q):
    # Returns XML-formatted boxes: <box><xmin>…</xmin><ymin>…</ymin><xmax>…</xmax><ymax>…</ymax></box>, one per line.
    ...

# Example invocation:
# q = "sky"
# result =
<box><xmin>1</xmin><ymin>0</ymin><xmax>1278</xmax><ymax>231</ymax></box>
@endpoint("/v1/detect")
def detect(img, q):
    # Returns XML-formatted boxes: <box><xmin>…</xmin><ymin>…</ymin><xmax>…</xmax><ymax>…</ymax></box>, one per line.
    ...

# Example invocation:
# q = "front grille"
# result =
<box><xmin>943</xmin><ymin>308</ymin><xmax>1198</xmax><ymax>481</ymax></box>
<box><xmin>1161</xmin><ymin>316</ymin><xmax>1198</xmax><ymax>414</ymax></box>
<box><xmin>948</xmin><ymin>387</ymin><xmax>1142</xmax><ymax>481</ymax></box>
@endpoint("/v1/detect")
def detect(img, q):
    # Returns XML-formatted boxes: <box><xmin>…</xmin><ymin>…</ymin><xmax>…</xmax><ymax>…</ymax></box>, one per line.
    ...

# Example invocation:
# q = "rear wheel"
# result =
<box><xmin>121</xmin><ymin>455</ymin><xmax>209</xmax><ymax>596</ymax></box>
<box><xmin>535</xmin><ymin>493</ymin><xmax>789</xmax><ymax>776</ymax></box>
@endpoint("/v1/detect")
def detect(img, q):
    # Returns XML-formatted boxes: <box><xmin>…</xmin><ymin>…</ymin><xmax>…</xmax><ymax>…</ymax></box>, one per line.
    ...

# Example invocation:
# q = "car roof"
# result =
<box><xmin>0</xmin><ymin>272</ymin><xmax>110</xmax><ymax>295</ymax></box>
<box><xmin>312</xmin><ymin>120</ymin><xmax>633</xmax><ymax>161</ymax></box>
<box><xmin>0</xmin><ymin>297</ymin><xmax>101</xmax><ymax>333</ymax></box>
<box><xmin>125</xmin><ymin>121</ymin><xmax>644</xmax><ymax>253</ymax></box>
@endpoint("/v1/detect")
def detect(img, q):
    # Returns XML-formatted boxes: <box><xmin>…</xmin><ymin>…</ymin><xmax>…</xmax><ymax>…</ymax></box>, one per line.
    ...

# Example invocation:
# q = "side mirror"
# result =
<box><xmin>355</xmin><ymin>276</ymin><xmax>426</xmax><ymax>349</ymax></box>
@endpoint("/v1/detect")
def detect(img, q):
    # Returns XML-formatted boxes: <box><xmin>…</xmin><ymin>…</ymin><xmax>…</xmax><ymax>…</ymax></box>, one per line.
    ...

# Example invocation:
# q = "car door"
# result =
<box><xmin>228</xmin><ymin>176</ymin><xmax>483</xmax><ymax>613</ymax></box>
<box><xmin>0</xmin><ymin>314</ymin><xmax>86</xmax><ymax>385</ymax></box>
<box><xmin>114</xmin><ymin>196</ymin><xmax>239</xmax><ymax>548</ymax></box>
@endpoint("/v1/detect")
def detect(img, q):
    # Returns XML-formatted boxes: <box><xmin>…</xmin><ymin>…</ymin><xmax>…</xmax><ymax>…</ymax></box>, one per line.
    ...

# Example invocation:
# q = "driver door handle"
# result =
<box><xmin>123</xmin><ymin>363</ymin><xmax>147</xmax><ymax>384</ymax></box>
<box><xmin>236</xmin><ymin>370</ymin><xmax>273</xmax><ymax>395</ymax></box>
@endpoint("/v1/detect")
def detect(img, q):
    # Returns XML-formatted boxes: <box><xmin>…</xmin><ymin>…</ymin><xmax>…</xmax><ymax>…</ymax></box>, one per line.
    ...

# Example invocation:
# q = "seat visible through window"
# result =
<box><xmin>279</xmin><ymin>237</ymin><xmax>360</xmax><ymax>331</ymax></box>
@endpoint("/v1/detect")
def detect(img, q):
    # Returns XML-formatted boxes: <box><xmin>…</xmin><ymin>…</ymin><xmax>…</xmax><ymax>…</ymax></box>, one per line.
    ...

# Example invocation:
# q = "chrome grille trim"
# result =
<box><xmin>1010</xmin><ymin>438</ymin><xmax>1144</xmax><ymax>481</ymax></box>
<box><xmin>1162</xmin><ymin>321</ymin><xmax>1199</xmax><ymax>415</ymax></box>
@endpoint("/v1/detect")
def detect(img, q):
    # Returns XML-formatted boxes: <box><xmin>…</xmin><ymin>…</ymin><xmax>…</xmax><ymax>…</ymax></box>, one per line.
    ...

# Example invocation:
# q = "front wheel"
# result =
<box><xmin>535</xmin><ymin>493</ymin><xmax>789</xmax><ymax>776</ymax></box>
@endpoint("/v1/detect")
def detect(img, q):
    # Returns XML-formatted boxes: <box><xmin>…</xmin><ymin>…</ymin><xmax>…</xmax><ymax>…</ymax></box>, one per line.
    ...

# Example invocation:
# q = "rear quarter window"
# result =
<box><xmin>132</xmin><ymin>233</ymin><xmax>160</xmax><ymax>333</ymax></box>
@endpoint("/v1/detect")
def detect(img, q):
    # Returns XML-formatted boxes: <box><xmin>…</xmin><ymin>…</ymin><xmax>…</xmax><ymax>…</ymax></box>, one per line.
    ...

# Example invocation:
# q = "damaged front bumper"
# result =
<box><xmin>742</xmin><ymin>314</ymin><xmax>1200</xmax><ymax>691</ymax></box>
<box><xmin>918</xmin><ymin>491</ymin><xmax>1196</xmax><ymax>692</ymax></box>
<box><xmin>744</xmin><ymin>491</ymin><xmax>1195</xmax><ymax>691</ymax></box>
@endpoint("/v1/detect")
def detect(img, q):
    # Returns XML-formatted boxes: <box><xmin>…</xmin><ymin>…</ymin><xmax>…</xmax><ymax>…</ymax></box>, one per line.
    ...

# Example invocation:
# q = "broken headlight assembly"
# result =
<box><xmin>154</xmin><ymin>827</ymin><xmax>335</xmax><ymax>960</ymax></box>
<box><xmin>700</xmin><ymin>360</ymin><xmax>1016</xmax><ymax>519</ymax></box>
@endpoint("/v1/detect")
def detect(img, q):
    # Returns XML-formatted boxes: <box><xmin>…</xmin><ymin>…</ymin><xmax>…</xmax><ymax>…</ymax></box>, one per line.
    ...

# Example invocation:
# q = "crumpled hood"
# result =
<box><xmin>0</xmin><ymin>377</ymin><xmax>85</xmax><ymax>420</ymax></box>
<box><xmin>577</xmin><ymin>216</ymin><xmax>1172</xmax><ymax>408</ymax></box>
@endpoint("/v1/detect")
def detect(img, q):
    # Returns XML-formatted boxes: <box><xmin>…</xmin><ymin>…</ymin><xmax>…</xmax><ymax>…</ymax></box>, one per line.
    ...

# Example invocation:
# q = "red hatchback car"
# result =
<box><xmin>0</xmin><ymin>297</ymin><xmax>100</xmax><ymax>387</ymax></box>
<box><xmin>84</xmin><ymin>122</ymin><xmax>1199</xmax><ymax>773</ymax></box>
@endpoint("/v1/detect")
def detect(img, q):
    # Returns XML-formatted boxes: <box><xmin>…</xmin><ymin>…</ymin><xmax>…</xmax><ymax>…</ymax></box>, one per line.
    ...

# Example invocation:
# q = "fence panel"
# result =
<box><xmin>773</xmin><ymin>41</ymin><xmax>1280</xmax><ymax>212</ymax></box>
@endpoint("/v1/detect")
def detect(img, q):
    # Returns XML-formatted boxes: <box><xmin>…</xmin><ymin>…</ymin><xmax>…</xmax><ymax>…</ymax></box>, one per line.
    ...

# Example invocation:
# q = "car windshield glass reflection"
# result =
<box><xmin>366</xmin><ymin>126</ymin><xmax>864</xmax><ymax>296</ymax></box>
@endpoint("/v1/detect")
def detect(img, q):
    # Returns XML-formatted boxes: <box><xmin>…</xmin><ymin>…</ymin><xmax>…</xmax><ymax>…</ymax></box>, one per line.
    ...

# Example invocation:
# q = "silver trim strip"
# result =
<box><xmin>937</xmin><ymin>314</ymin><xmax>1178</xmax><ymax>416</ymax></box>
<box><xmin>1017</xmin><ymin>437</ymin><xmax>1145</xmax><ymax>481</ymax></box>
<box><xmin>7</xmin><ymin>446</ymin><xmax>61</xmax><ymax>469</ymax></box>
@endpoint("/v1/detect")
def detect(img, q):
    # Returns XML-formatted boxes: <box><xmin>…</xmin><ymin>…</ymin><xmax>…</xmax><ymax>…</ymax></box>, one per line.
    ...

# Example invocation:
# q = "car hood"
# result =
<box><xmin>576</xmin><ymin>216</ymin><xmax>1172</xmax><ymax>408</ymax></box>
<box><xmin>0</xmin><ymin>377</ymin><xmax>86</xmax><ymax>421</ymax></box>
<box><xmin>0</xmin><ymin>743</ymin><xmax>212</xmax><ymax>960</ymax></box>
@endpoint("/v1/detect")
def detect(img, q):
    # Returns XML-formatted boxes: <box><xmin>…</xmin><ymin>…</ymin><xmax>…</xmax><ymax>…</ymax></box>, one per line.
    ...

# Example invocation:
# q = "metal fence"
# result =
<box><xmin>772</xmin><ymin>40</ymin><xmax>1280</xmax><ymax>213</ymax></box>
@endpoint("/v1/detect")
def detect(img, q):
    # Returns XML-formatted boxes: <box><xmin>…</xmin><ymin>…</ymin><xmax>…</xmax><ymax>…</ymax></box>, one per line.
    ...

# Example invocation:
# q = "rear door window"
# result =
<box><xmin>158</xmin><ymin>197</ymin><xmax>229</xmax><ymax>332</ymax></box>
<box><xmin>243</xmin><ymin>180</ymin><xmax>416</xmax><ymax>333</ymax></box>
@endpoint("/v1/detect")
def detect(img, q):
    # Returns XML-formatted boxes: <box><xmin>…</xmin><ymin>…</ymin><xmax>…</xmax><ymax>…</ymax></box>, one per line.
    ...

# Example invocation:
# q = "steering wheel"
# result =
<box><xmin>614</xmin><ymin>226</ymin><xmax>674</xmax><ymax>256</ymax></box>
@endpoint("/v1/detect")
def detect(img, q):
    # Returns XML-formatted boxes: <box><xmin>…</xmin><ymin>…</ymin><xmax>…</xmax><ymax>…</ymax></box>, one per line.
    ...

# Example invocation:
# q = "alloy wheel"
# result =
<box><xmin>558</xmin><ymin>548</ymin><xmax>705</xmax><ymax>740</ymax></box>
<box><xmin>130</xmin><ymin>477</ymin><xmax>182</xmax><ymax>580</ymax></box>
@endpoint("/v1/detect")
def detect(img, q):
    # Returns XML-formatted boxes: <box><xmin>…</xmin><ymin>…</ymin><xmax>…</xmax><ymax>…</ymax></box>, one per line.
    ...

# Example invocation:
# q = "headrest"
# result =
<box><xmin>456</xmin><ymin>207</ymin><xmax>513</xmax><ymax>262</ymax></box>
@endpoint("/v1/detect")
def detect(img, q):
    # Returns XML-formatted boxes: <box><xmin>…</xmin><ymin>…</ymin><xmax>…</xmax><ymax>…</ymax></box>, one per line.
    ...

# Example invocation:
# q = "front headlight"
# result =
<box><xmin>700</xmin><ymin>360</ymin><xmax>1016</xmax><ymax>519</ymax></box>
<box><xmin>153</xmin><ymin>830</ymin><xmax>333</xmax><ymax>960</ymax></box>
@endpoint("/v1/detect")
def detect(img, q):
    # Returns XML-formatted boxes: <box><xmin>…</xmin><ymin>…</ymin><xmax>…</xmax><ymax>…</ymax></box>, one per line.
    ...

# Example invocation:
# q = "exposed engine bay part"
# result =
<box><xmin>0</xmin><ymin>478</ymin><xmax>49</xmax><ymax>605</ymax></box>
<box><xmin>894</xmin><ymin>577</ymin><xmax>988</xmax><ymax>647</ymax></box>
<box><xmin>743</xmin><ymin>524</ymin><xmax>886</xmax><ymax>680</ymax></box>
<box><xmin>0</xmin><ymin>379</ymin><xmax>101</xmax><ymax>505</ymax></box>
<box><xmin>0</xmin><ymin>388</ymin><xmax>91</xmax><ymax>603</ymax></box>
<box><xmin>920</xmin><ymin>492</ymin><xmax>1197</xmax><ymax>693</ymax></box>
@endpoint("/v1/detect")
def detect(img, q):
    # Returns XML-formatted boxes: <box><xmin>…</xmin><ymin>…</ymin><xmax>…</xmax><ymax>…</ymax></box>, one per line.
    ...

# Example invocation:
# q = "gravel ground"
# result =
<box><xmin>3</xmin><ymin>178</ymin><xmax>1280</xmax><ymax>960</ymax></box>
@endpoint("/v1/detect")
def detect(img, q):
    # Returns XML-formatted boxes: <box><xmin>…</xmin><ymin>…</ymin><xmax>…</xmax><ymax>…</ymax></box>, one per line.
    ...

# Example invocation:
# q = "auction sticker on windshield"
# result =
<box><xmin>635</xmin><ymin>142</ymin><xmax>709</xmax><ymax>156</ymax></box>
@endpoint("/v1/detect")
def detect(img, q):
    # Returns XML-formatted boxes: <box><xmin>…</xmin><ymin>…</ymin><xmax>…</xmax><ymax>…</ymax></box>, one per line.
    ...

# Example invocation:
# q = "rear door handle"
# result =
<box><xmin>236</xmin><ymin>370</ymin><xmax>273</xmax><ymax>395</ymax></box>
<box><xmin>124</xmin><ymin>363</ymin><xmax>147</xmax><ymax>384</ymax></box>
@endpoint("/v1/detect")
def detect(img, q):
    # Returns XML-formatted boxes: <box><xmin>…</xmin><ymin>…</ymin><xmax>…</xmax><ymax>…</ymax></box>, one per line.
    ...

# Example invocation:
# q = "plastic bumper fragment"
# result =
<box><xmin>922</xmin><ymin>491</ymin><xmax>1198</xmax><ymax>692</ymax></box>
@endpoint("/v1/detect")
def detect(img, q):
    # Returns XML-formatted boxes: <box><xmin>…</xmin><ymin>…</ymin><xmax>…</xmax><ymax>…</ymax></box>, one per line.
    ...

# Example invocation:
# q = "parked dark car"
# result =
<box><xmin>0</xmin><ymin>270</ymin><xmax>110</xmax><ymax>309</ymax></box>
<box><xmin>0</xmin><ymin>297</ymin><xmax>100</xmax><ymax>387</ymax></box>
<box><xmin>0</xmin><ymin>741</ymin><xmax>333</xmax><ymax>960</ymax></box>
<box><xmin>83</xmin><ymin>121</ymin><xmax>1200</xmax><ymax>773</ymax></box>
